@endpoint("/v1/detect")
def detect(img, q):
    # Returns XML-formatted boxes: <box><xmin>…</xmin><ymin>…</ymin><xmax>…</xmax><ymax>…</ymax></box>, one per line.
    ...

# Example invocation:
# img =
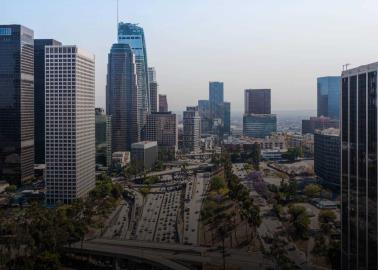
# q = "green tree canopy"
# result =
<box><xmin>304</xmin><ymin>183</ymin><xmax>322</xmax><ymax>198</ymax></box>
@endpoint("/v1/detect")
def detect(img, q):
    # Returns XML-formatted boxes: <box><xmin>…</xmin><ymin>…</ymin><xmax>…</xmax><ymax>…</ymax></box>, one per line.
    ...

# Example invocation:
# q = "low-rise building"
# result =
<box><xmin>112</xmin><ymin>151</ymin><xmax>130</xmax><ymax>168</ymax></box>
<box><xmin>314</xmin><ymin>128</ymin><xmax>340</xmax><ymax>191</ymax></box>
<box><xmin>131</xmin><ymin>141</ymin><xmax>158</xmax><ymax>171</ymax></box>
<box><xmin>302</xmin><ymin>116</ymin><xmax>339</xmax><ymax>134</ymax></box>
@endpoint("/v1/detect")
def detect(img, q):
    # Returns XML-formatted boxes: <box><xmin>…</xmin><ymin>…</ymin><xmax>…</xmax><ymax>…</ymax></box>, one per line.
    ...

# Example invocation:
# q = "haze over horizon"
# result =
<box><xmin>3</xmin><ymin>0</ymin><xmax>378</xmax><ymax>113</ymax></box>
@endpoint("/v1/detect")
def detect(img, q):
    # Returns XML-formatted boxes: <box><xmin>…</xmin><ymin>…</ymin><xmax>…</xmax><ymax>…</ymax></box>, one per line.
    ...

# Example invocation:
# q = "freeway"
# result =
<box><xmin>67</xmin><ymin>238</ymin><xmax>272</xmax><ymax>270</ymax></box>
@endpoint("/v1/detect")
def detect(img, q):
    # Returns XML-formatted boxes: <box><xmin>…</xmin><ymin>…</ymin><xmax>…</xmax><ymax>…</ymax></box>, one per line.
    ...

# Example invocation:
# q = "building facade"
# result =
<box><xmin>150</xmin><ymin>81</ymin><xmax>158</xmax><ymax>113</ymax></box>
<box><xmin>314</xmin><ymin>128</ymin><xmax>340</xmax><ymax>191</ymax></box>
<box><xmin>0</xmin><ymin>25</ymin><xmax>34</xmax><ymax>185</ymax></box>
<box><xmin>159</xmin><ymin>94</ymin><xmax>168</xmax><ymax>112</ymax></box>
<box><xmin>45</xmin><ymin>45</ymin><xmax>95</xmax><ymax>204</ymax></box>
<box><xmin>131</xmin><ymin>141</ymin><xmax>158</xmax><ymax>171</ymax></box>
<box><xmin>198</xmin><ymin>100</ymin><xmax>211</xmax><ymax>134</ymax></box>
<box><xmin>223</xmin><ymin>102</ymin><xmax>231</xmax><ymax>136</ymax></box>
<box><xmin>341</xmin><ymin>63</ymin><xmax>378</xmax><ymax>269</ymax></box>
<box><xmin>145</xmin><ymin>112</ymin><xmax>177</xmax><ymax>160</ymax></box>
<box><xmin>183</xmin><ymin>107</ymin><xmax>201</xmax><ymax>153</ymax></box>
<box><xmin>243</xmin><ymin>114</ymin><xmax>277</xmax><ymax>138</ymax></box>
<box><xmin>34</xmin><ymin>39</ymin><xmax>62</xmax><ymax>164</ymax></box>
<box><xmin>95</xmin><ymin>108</ymin><xmax>112</xmax><ymax>169</ymax></box>
<box><xmin>317</xmin><ymin>76</ymin><xmax>341</xmax><ymax>120</ymax></box>
<box><xmin>209</xmin><ymin>81</ymin><xmax>224</xmax><ymax>119</ymax></box>
<box><xmin>302</xmin><ymin>116</ymin><xmax>339</xmax><ymax>134</ymax></box>
<box><xmin>118</xmin><ymin>22</ymin><xmax>150</xmax><ymax>130</ymax></box>
<box><xmin>245</xmin><ymin>89</ymin><xmax>271</xmax><ymax>114</ymax></box>
<box><xmin>106</xmin><ymin>43</ymin><xmax>139</xmax><ymax>151</ymax></box>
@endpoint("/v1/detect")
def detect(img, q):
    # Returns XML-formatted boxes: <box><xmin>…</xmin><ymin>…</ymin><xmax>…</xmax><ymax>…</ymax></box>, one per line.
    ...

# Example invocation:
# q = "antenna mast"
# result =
<box><xmin>117</xmin><ymin>0</ymin><xmax>119</xmax><ymax>31</ymax></box>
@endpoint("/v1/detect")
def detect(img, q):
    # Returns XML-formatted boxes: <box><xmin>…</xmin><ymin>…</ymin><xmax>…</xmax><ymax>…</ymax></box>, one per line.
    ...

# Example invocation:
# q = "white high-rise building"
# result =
<box><xmin>183</xmin><ymin>106</ymin><xmax>201</xmax><ymax>153</ymax></box>
<box><xmin>45</xmin><ymin>45</ymin><xmax>95</xmax><ymax>204</ymax></box>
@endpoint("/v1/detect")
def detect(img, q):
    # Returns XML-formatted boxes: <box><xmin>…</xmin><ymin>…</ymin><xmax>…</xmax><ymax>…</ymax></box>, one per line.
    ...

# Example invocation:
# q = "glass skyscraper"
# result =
<box><xmin>223</xmin><ymin>102</ymin><xmax>231</xmax><ymax>136</ymax></box>
<box><xmin>243</xmin><ymin>114</ymin><xmax>277</xmax><ymax>138</ymax></box>
<box><xmin>34</xmin><ymin>39</ymin><xmax>62</xmax><ymax>165</ymax></box>
<box><xmin>106</xmin><ymin>43</ymin><xmax>140</xmax><ymax>151</ymax></box>
<box><xmin>209</xmin><ymin>81</ymin><xmax>224</xmax><ymax>119</ymax></box>
<box><xmin>317</xmin><ymin>76</ymin><xmax>341</xmax><ymax>120</ymax></box>
<box><xmin>341</xmin><ymin>63</ymin><xmax>378</xmax><ymax>270</ymax></box>
<box><xmin>0</xmin><ymin>25</ymin><xmax>34</xmax><ymax>185</ymax></box>
<box><xmin>118</xmin><ymin>22</ymin><xmax>150</xmax><ymax>131</ymax></box>
<box><xmin>244</xmin><ymin>89</ymin><xmax>271</xmax><ymax>114</ymax></box>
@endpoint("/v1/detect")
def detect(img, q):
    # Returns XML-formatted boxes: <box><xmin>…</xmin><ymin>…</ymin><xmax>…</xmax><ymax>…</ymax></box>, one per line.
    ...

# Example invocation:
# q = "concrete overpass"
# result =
<box><xmin>65</xmin><ymin>238</ymin><xmax>271</xmax><ymax>270</ymax></box>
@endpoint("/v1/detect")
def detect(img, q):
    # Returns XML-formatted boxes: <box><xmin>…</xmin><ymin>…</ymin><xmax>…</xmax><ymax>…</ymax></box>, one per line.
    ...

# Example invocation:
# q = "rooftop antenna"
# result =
<box><xmin>116</xmin><ymin>0</ymin><xmax>119</xmax><ymax>38</ymax></box>
<box><xmin>343</xmin><ymin>63</ymin><xmax>351</xmax><ymax>71</ymax></box>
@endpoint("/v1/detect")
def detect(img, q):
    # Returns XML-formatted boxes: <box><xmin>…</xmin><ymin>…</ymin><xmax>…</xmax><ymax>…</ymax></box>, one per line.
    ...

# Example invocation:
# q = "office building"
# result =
<box><xmin>145</xmin><ymin>112</ymin><xmax>177</xmax><ymax>160</ymax></box>
<box><xmin>118</xmin><ymin>22</ymin><xmax>150</xmax><ymax>129</ymax></box>
<box><xmin>198</xmin><ymin>100</ymin><xmax>212</xmax><ymax>134</ymax></box>
<box><xmin>341</xmin><ymin>63</ymin><xmax>378</xmax><ymax>269</ymax></box>
<box><xmin>317</xmin><ymin>76</ymin><xmax>341</xmax><ymax>120</ymax></box>
<box><xmin>243</xmin><ymin>114</ymin><xmax>277</xmax><ymax>138</ymax></box>
<box><xmin>150</xmin><ymin>82</ymin><xmax>158</xmax><ymax>113</ymax></box>
<box><xmin>159</xmin><ymin>94</ymin><xmax>168</xmax><ymax>112</ymax></box>
<box><xmin>148</xmin><ymin>66</ymin><xmax>156</xmax><ymax>83</ymax></box>
<box><xmin>131</xmin><ymin>141</ymin><xmax>158</xmax><ymax>171</ymax></box>
<box><xmin>112</xmin><ymin>151</ymin><xmax>130</xmax><ymax>168</ymax></box>
<box><xmin>302</xmin><ymin>116</ymin><xmax>339</xmax><ymax>134</ymax></box>
<box><xmin>223</xmin><ymin>102</ymin><xmax>231</xmax><ymax>136</ymax></box>
<box><xmin>183</xmin><ymin>107</ymin><xmax>201</xmax><ymax>153</ymax></box>
<box><xmin>314</xmin><ymin>128</ymin><xmax>340</xmax><ymax>191</ymax></box>
<box><xmin>45</xmin><ymin>45</ymin><xmax>95</xmax><ymax>204</ymax></box>
<box><xmin>95</xmin><ymin>108</ymin><xmax>112</xmax><ymax>169</ymax></box>
<box><xmin>245</xmin><ymin>89</ymin><xmax>271</xmax><ymax>114</ymax></box>
<box><xmin>0</xmin><ymin>25</ymin><xmax>34</xmax><ymax>185</ymax></box>
<box><xmin>106</xmin><ymin>43</ymin><xmax>139</xmax><ymax>151</ymax></box>
<box><xmin>34</xmin><ymin>39</ymin><xmax>62</xmax><ymax>164</ymax></box>
<box><xmin>209</xmin><ymin>81</ymin><xmax>224</xmax><ymax>119</ymax></box>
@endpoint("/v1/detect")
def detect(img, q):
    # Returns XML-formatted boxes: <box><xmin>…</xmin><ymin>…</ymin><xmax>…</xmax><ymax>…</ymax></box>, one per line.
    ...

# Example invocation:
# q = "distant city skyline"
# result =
<box><xmin>3</xmin><ymin>0</ymin><xmax>378</xmax><ymax>112</ymax></box>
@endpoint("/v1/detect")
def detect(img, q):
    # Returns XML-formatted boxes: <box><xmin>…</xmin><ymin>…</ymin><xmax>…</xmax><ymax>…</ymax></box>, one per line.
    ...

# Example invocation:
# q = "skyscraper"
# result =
<box><xmin>317</xmin><ymin>76</ymin><xmax>341</xmax><ymax>120</ymax></box>
<box><xmin>95</xmin><ymin>108</ymin><xmax>112</xmax><ymax>169</ymax></box>
<box><xmin>223</xmin><ymin>102</ymin><xmax>231</xmax><ymax>136</ymax></box>
<box><xmin>45</xmin><ymin>45</ymin><xmax>95</xmax><ymax>204</ymax></box>
<box><xmin>106</xmin><ymin>43</ymin><xmax>139</xmax><ymax>152</ymax></box>
<box><xmin>244</xmin><ymin>89</ymin><xmax>271</xmax><ymax>114</ymax></box>
<box><xmin>0</xmin><ymin>25</ymin><xmax>34</xmax><ymax>185</ymax></box>
<box><xmin>209</xmin><ymin>81</ymin><xmax>224</xmax><ymax>119</ymax></box>
<box><xmin>341</xmin><ymin>63</ymin><xmax>377</xmax><ymax>269</ymax></box>
<box><xmin>183</xmin><ymin>107</ymin><xmax>201</xmax><ymax>153</ymax></box>
<box><xmin>118</xmin><ymin>22</ymin><xmax>150</xmax><ymax>130</ymax></box>
<box><xmin>243</xmin><ymin>88</ymin><xmax>276</xmax><ymax>138</ymax></box>
<box><xmin>148</xmin><ymin>67</ymin><xmax>157</xmax><ymax>113</ymax></box>
<box><xmin>145</xmin><ymin>112</ymin><xmax>177</xmax><ymax>160</ymax></box>
<box><xmin>34</xmin><ymin>39</ymin><xmax>62</xmax><ymax>165</ymax></box>
<box><xmin>198</xmin><ymin>100</ymin><xmax>211</xmax><ymax>134</ymax></box>
<box><xmin>159</xmin><ymin>94</ymin><xmax>168</xmax><ymax>112</ymax></box>
<box><xmin>150</xmin><ymin>82</ymin><xmax>158</xmax><ymax>113</ymax></box>
<box><xmin>148</xmin><ymin>66</ymin><xmax>156</xmax><ymax>83</ymax></box>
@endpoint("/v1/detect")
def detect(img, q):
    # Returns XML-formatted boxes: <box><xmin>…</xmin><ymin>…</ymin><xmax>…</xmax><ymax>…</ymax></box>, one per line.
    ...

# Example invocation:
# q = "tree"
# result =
<box><xmin>5</xmin><ymin>185</ymin><xmax>17</xmax><ymax>193</ymax></box>
<box><xmin>318</xmin><ymin>209</ymin><xmax>336</xmax><ymax>224</ymax></box>
<box><xmin>249</xmin><ymin>143</ymin><xmax>261</xmax><ymax>171</ymax></box>
<box><xmin>34</xmin><ymin>251</ymin><xmax>60</xmax><ymax>270</ymax></box>
<box><xmin>288</xmin><ymin>204</ymin><xmax>310</xmax><ymax>238</ymax></box>
<box><xmin>283</xmin><ymin>147</ymin><xmax>301</xmax><ymax>162</ymax></box>
<box><xmin>139</xmin><ymin>186</ymin><xmax>151</xmax><ymax>203</ymax></box>
<box><xmin>210</xmin><ymin>176</ymin><xmax>226</xmax><ymax>191</ymax></box>
<box><xmin>304</xmin><ymin>183</ymin><xmax>322</xmax><ymax>198</ymax></box>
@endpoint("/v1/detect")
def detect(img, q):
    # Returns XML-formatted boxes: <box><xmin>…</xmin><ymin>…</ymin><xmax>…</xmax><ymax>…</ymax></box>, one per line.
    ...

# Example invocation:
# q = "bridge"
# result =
<box><xmin>65</xmin><ymin>238</ymin><xmax>271</xmax><ymax>270</ymax></box>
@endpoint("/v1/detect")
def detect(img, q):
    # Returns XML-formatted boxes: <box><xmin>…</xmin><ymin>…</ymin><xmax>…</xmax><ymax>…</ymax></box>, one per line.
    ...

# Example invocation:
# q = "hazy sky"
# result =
<box><xmin>3</xmin><ymin>0</ymin><xmax>378</xmax><ymax>112</ymax></box>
